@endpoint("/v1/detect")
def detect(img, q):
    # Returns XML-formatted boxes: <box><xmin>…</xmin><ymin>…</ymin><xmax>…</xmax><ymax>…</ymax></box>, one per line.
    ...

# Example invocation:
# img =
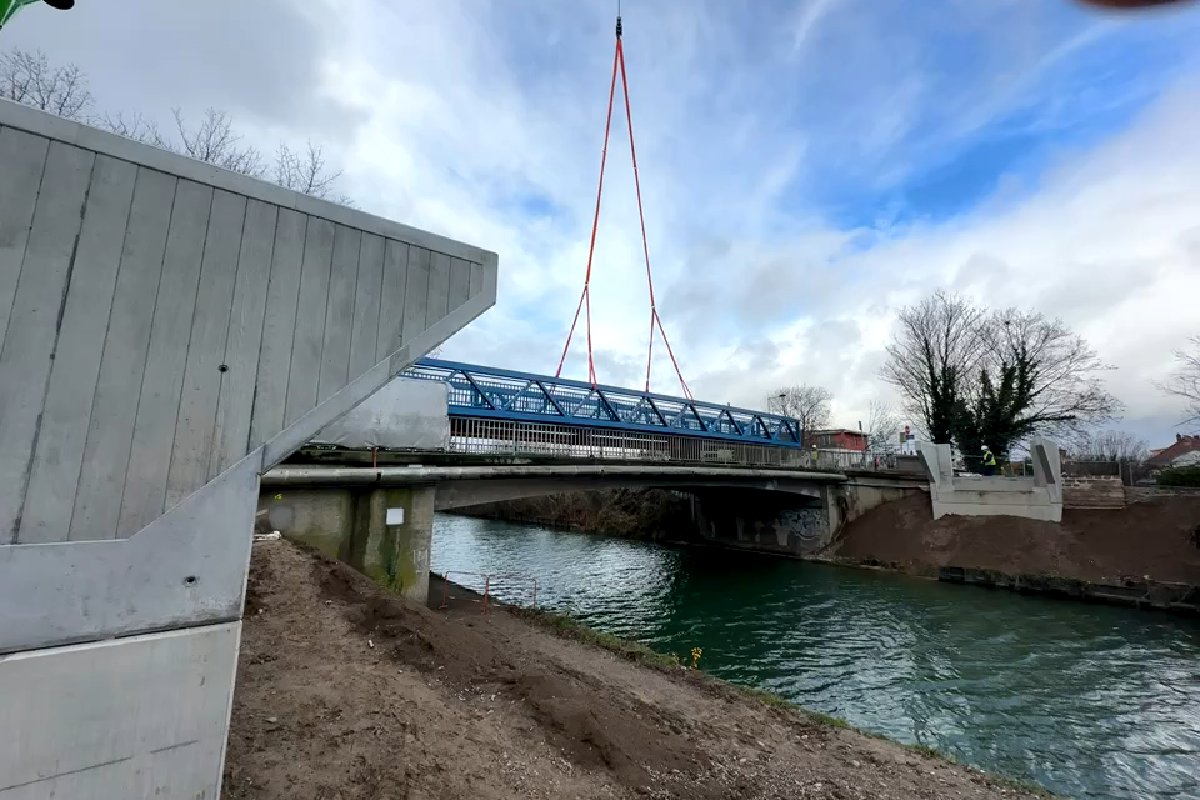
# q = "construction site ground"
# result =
<box><xmin>223</xmin><ymin>539</ymin><xmax>1048</xmax><ymax>800</ymax></box>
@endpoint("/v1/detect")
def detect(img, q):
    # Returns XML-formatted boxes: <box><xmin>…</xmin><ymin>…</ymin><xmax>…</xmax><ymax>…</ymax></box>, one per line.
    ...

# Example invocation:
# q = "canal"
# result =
<box><xmin>432</xmin><ymin>515</ymin><xmax>1200</xmax><ymax>800</ymax></box>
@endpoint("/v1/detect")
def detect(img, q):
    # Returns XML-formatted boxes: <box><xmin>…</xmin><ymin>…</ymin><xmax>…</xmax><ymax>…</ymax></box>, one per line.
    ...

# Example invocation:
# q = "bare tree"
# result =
<box><xmin>95</xmin><ymin>111</ymin><xmax>168</xmax><ymax>147</ymax></box>
<box><xmin>275</xmin><ymin>141</ymin><xmax>344</xmax><ymax>199</ymax></box>
<box><xmin>1070</xmin><ymin>429</ymin><xmax>1148</xmax><ymax>462</ymax></box>
<box><xmin>883</xmin><ymin>290</ymin><xmax>1120</xmax><ymax>455</ymax></box>
<box><xmin>866</xmin><ymin>399</ymin><xmax>902</xmax><ymax>452</ymax></box>
<box><xmin>1</xmin><ymin>48</ymin><xmax>91</xmax><ymax>119</ymax></box>
<box><xmin>170</xmin><ymin>107</ymin><xmax>264</xmax><ymax>177</ymax></box>
<box><xmin>1161</xmin><ymin>335</ymin><xmax>1200</xmax><ymax>425</ymax></box>
<box><xmin>3</xmin><ymin>48</ymin><xmax>352</xmax><ymax>204</ymax></box>
<box><xmin>767</xmin><ymin>385</ymin><xmax>832</xmax><ymax>444</ymax></box>
<box><xmin>955</xmin><ymin>309</ymin><xmax>1120</xmax><ymax>459</ymax></box>
<box><xmin>882</xmin><ymin>290</ymin><xmax>988</xmax><ymax>443</ymax></box>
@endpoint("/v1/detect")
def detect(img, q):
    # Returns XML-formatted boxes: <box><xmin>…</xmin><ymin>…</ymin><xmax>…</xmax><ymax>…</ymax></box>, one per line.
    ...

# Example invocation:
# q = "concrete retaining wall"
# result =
<box><xmin>0</xmin><ymin>99</ymin><xmax>497</xmax><ymax>798</ymax></box>
<box><xmin>919</xmin><ymin>438</ymin><xmax>1063</xmax><ymax>522</ymax></box>
<box><xmin>311</xmin><ymin>376</ymin><xmax>449</xmax><ymax>450</ymax></box>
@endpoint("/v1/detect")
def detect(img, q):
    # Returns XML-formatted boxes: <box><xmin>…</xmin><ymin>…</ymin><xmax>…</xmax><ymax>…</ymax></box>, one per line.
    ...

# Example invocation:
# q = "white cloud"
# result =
<box><xmin>8</xmin><ymin>0</ymin><xmax>1199</xmax><ymax>446</ymax></box>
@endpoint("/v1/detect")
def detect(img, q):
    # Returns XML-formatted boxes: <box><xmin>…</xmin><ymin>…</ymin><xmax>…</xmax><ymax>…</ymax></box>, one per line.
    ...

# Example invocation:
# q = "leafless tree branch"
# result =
<box><xmin>171</xmin><ymin>107</ymin><xmax>265</xmax><ymax>177</ymax></box>
<box><xmin>866</xmin><ymin>399</ymin><xmax>902</xmax><ymax>452</ymax></box>
<box><xmin>1</xmin><ymin>48</ymin><xmax>91</xmax><ymax>119</ymax></box>
<box><xmin>1160</xmin><ymin>335</ymin><xmax>1200</xmax><ymax>425</ymax></box>
<box><xmin>766</xmin><ymin>384</ymin><xmax>832</xmax><ymax>444</ymax></box>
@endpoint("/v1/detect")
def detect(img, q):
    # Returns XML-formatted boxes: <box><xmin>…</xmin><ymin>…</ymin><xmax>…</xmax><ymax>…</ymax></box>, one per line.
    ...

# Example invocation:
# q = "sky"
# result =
<box><xmin>5</xmin><ymin>0</ymin><xmax>1199</xmax><ymax>446</ymax></box>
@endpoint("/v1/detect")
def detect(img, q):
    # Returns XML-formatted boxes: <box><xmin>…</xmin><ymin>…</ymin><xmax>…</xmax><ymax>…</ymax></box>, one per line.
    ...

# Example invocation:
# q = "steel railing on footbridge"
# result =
<box><xmin>401</xmin><ymin>358</ymin><xmax>807</xmax><ymax>468</ymax></box>
<box><xmin>399</xmin><ymin>359</ymin><xmax>906</xmax><ymax>471</ymax></box>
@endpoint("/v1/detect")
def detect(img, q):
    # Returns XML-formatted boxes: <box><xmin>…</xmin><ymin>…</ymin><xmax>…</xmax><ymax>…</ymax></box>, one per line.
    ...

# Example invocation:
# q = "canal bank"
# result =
<box><xmin>826</xmin><ymin>493</ymin><xmax>1200</xmax><ymax>612</ymax></box>
<box><xmin>461</xmin><ymin>488</ymin><xmax>1200</xmax><ymax>614</ymax></box>
<box><xmin>226</xmin><ymin>538</ymin><xmax>1050</xmax><ymax>800</ymax></box>
<box><xmin>429</xmin><ymin>515</ymin><xmax>1200</xmax><ymax>799</ymax></box>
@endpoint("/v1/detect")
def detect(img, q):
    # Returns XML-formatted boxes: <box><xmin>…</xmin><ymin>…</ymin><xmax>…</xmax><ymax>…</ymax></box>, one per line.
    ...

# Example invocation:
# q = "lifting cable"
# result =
<box><xmin>555</xmin><ymin>15</ymin><xmax>693</xmax><ymax>400</ymax></box>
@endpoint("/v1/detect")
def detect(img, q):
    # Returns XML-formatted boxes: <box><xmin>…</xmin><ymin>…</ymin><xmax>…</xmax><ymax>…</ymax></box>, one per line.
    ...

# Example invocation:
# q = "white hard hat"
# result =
<box><xmin>980</xmin><ymin>444</ymin><xmax>989</xmax><ymax>450</ymax></box>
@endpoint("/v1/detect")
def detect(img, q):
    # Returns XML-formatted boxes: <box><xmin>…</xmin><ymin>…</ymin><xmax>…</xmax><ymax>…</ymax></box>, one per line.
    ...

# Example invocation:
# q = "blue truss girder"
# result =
<box><xmin>402</xmin><ymin>358</ymin><xmax>804</xmax><ymax>448</ymax></box>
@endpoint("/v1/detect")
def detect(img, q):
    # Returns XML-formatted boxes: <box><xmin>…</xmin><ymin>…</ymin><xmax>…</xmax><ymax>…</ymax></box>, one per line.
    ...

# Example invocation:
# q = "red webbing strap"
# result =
<box><xmin>555</xmin><ymin>35</ymin><xmax>621</xmax><ymax>385</ymax></box>
<box><xmin>556</xmin><ymin>16</ymin><xmax>693</xmax><ymax>401</ymax></box>
<box><xmin>616</xmin><ymin>37</ymin><xmax>693</xmax><ymax>400</ymax></box>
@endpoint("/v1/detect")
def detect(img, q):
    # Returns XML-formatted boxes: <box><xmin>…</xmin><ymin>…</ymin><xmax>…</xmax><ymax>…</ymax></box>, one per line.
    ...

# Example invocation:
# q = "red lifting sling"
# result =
<box><xmin>555</xmin><ymin>15</ymin><xmax>693</xmax><ymax>400</ymax></box>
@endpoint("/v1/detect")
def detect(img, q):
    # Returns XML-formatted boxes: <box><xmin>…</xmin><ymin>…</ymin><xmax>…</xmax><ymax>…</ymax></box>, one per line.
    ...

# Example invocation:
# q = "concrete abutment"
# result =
<box><xmin>265</xmin><ymin>485</ymin><xmax>436</xmax><ymax>602</ymax></box>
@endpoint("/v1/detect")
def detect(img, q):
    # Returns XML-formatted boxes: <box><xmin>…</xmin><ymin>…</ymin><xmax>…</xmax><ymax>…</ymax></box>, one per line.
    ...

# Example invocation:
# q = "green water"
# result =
<box><xmin>432</xmin><ymin>515</ymin><xmax>1200</xmax><ymax>799</ymax></box>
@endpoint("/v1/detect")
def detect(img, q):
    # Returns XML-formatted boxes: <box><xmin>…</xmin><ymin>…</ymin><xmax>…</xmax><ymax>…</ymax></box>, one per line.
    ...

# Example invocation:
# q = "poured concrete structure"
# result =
<box><xmin>919</xmin><ymin>438</ymin><xmax>1063</xmax><ymax>522</ymax></box>
<box><xmin>259</xmin><ymin>465</ymin><xmax>926</xmax><ymax>574</ymax></box>
<box><xmin>0</xmin><ymin>99</ymin><xmax>496</xmax><ymax>797</ymax></box>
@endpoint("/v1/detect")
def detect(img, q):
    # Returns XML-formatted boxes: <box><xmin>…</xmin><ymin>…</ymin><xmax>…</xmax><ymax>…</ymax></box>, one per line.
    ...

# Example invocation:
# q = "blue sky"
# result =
<box><xmin>7</xmin><ymin>0</ymin><xmax>1200</xmax><ymax>445</ymax></box>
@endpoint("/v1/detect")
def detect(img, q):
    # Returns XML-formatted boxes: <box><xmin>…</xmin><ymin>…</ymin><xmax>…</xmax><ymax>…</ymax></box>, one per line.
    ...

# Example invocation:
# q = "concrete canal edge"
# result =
<box><xmin>803</xmin><ymin>555</ymin><xmax>1200</xmax><ymax>616</ymax></box>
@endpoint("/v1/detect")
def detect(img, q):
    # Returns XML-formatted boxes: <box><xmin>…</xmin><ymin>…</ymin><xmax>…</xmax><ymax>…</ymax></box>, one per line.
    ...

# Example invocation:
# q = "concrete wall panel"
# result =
<box><xmin>284</xmin><ymin>217</ymin><xmax>335</xmax><ymax>426</ymax></box>
<box><xmin>250</xmin><ymin>207</ymin><xmax>307</xmax><ymax>448</ymax></box>
<box><xmin>312</xmin><ymin>376</ymin><xmax>449</xmax><ymax>450</ymax></box>
<box><xmin>17</xmin><ymin>155</ymin><xmax>137</xmax><ymax>544</ymax></box>
<box><xmin>0</xmin><ymin>126</ymin><xmax>49</xmax><ymax>357</ymax></box>
<box><xmin>70</xmin><ymin>167</ymin><xmax>177</xmax><ymax>541</ymax></box>
<box><xmin>449</xmin><ymin>256</ymin><xmax>471</xmax><ymax>312</ymax></box>
<box><xmin>317</xmin><ymin>224</ymin><xmax>361</xmax><ymax>404</ymax></box>
<box><xmin>375</xmin><ymin>240</ymin><xmax>410</xmax><ymax>361</ymax></box>
<box><xmin>117</xmin><ymin>179</ymin><xmax>214</xmax><ymax>538</ymax></box>
<box><xmin>165</xmin><ymin>189</ymin><xmax>249</xmax><ymax>510</ymax></box>
<box><xmin>0</xmin><ymin>622</ymin><xmax>240</xmax><ymax>800</ymax></box>
<box><xmin>0</xmin><ymin>141</ymin><xmax>94</xmax><ymax>542</ymax></box>
<box><xmin>349</xmin><ymin>232</ymin><xmax>385</xmax><ymax>379</ymax></box>
<box><xmin>211</xmin><ymin>199</ymin><xmax>279</xmax><ymax>476</ymax></box>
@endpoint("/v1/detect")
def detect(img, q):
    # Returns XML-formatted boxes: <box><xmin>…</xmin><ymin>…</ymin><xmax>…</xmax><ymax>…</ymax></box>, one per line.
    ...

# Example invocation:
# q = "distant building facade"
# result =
<box><xmin>811</xmin><ymin>428</ymin><xmax>869</xmax><ymax>451</ymax></box>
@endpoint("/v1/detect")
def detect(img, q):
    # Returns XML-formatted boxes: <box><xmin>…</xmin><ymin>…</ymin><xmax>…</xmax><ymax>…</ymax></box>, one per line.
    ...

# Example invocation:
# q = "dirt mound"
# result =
<box><xmin>832</xmin><ymin>493</ymin><xmax>1200</xmax><ymax>584</ymax></box>
<box><xmin>225</xmin><ymin>539</ymin><xmax>1050</xmax><ymax>800</ymax></box>
<box><xmin>312</xmin><ymin>556</ymin><xmax>704</xmax><ymax>790</ymax></box>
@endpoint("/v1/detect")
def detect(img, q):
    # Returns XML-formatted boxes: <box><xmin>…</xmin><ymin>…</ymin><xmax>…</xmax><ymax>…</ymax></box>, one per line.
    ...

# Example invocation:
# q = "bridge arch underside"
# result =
<box><xmin>438</xmin><ymin>479</ymin><xmax>835</xmax><ymax>557</ymax></box>
<box><xmin>433</xmin><ymin>475</ymin><xmax>825</xmax><ymax>511</ymax></box>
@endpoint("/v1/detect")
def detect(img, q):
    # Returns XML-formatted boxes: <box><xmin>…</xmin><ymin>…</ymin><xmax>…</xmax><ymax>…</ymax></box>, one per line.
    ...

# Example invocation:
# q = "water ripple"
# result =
<box><xmin>433</xmin><ymin>515</ymin><xmax>1200</xmax><ymax>800</ymax></box>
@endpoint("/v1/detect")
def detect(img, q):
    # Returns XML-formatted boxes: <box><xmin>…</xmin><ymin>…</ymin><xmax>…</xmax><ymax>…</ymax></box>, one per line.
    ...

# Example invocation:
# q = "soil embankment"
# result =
<box><xmin>831</xmin><ymin>494</ymin><xmax>1200</xmax><ymax>585</ymax></box>
<box><xmin>225</xmin><ymin>539</ymin><xmax>1047</xmax><ymax>800</ymax></box>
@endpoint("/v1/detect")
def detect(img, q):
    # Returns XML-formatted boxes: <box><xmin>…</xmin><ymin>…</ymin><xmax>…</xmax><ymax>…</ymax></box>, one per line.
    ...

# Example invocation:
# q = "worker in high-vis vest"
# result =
<box><xmin>980</xmin><ymin>444</ymin><xmax>997</xmax><ymax>476</ymax></box>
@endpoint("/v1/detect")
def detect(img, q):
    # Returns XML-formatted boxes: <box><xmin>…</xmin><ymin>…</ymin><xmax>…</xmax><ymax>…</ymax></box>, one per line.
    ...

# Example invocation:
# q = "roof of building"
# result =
<box><xmin>1146</xmin><ymin>434</ymin><xmax>1200</xmax><ymax>467</ymax></box>
<box><xmin>812</xmin><ymin>428</ymin><xmax>868</xmax><ymax>436</ymax></box>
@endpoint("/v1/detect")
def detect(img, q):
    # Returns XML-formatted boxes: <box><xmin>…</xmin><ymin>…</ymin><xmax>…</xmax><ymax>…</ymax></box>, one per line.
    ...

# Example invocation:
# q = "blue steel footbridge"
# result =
<box><xmin>399</xmin><ymin>358</ymin><xmax>819</xmax><ymax>468</ymax></box>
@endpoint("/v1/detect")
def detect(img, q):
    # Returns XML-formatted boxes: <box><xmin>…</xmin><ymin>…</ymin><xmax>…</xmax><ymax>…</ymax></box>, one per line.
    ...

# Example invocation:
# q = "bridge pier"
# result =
<box><xmin>264</xmin><ymin>485</ymin><xmax>435</xmax><ymax>602</ymax></box>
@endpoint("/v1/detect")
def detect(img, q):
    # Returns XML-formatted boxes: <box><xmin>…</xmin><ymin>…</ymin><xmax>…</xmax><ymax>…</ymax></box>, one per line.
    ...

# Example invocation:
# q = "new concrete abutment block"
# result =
<box><xmin>0</xmin><ymin>99</ymin><xmax>497</xmax><ymax>798</ymax></box>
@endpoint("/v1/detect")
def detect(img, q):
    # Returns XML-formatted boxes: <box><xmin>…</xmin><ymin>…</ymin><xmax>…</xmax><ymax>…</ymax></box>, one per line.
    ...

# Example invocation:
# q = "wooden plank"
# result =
<box><xmin>114</xmin><ymin>180</ymin><xmax>214</xmax><ymax>538</ymax></box>
<box><xmin>70</xmin><ymin>168</ymin><xmax>177</xmax><ymax>541</ymax></box>
<box><xmin>375</xmin><ymin>240</ymin><xmax>409</xmax><ymax>361</ymax></box>
<box><xmin>424</xmin><ymin>251</ymin><xmax>452</xmax><ymax>328</ymax></box>
<box><xmin>399</xmin><ymin>247</ymin><xmax>431</xmax><ymax>347</ymax></box>
<box><xmin>17</xmin><ymin>156</ymin><xmax>137</xmax><ymax>544</ymax></box>
<box><xmin>248</xmin><ymin>208</ymin><xmax>306</xmax><ymax>447</ymax></box>
<box><xmin>316</xmin><ymin>224</ymin><xmax>361</xmax><ymax>404</ymax></box>
<box><xmin>0</xmin><ymin>127</ymin><xmax>49</xmax><ymax>361</ymax></box>
<box><xmin>348</xmin><ymin>232</ymin><xmax>384</xmax><ymax>378</ymax></box>
<box><xmin>164</xmin><ymin>190</ymin><xmax>248</xmax><ymax>510</ymax></box>
<box><xmin>0</xmin><ymin>141</ymin><xmax>94</xmax><ymax>543</ymax></box>
<box><xmin>469</xmin><ymin>261</ymin><xmax>483</xmax><ymax>299</ymax></box>
<box><xmin>448</xmin><ymin>256</ymin><xmax>471</xmax><ymax>313</ymax></box>
<box><xmin>209</xmin><ymin>199</ymin><xmax>278</xmax><ymax>476</ymax></box>
<box><xmin>283</xmin><ymin>217</ymin><xmax>334</xmax><ymax>427</ymax></box>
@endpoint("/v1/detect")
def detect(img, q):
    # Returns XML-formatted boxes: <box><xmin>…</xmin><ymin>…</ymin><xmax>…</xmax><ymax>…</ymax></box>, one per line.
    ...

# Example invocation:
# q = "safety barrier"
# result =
<box><xmin>438</xmin><ymin>570</ymin><xmax>538</xmax><ymax>612</ymax></box>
